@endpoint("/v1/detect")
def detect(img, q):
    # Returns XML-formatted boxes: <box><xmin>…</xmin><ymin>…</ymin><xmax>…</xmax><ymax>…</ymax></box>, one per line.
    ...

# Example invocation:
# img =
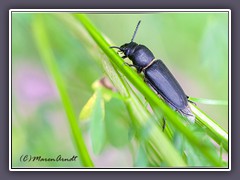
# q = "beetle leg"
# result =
<box><xmin>124</xmin><ymin>62</ymin><xmax>143</xmax><ymax>74</ymax></box>
<box><xmin>110</xmin><ymin>46</ymin><xmax>120</xmax><ymax>50</ymax></box>
<box><xmin>137</xmin><ymin>68</ymin><xmax>143</xmax><ymax>73</ymax></box>
<box><xmin>186</xmin><ymin>96</ymin><xmax>197</xmax><ymax>106</ymax></box>
<box><xmin>123</xmin><ymin>62</ymin><xmax>135</xmax><ymax>67</ymax></box>
<box><xmin>162</xmin><ymin>117</ymin><xmax>166</xmax><ymax>131</ymax></box>
<box><xmin>188</xmin><ymin>100</ymin><xmax>197</xmax><ymax>106</ymax></box>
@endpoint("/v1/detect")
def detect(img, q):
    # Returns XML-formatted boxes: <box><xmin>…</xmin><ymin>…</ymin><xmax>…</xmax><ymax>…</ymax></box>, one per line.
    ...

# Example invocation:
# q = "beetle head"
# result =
<box><xmin>110</xmin><ymin>20</ymin><xmax>141</xmax><ymax>58</ymax></box>
<box><xmin>110</xmin><ymin>42</ymin><xmax>138</xmax><ymax>58</ymax></box>
<box><xmin>120</xmin><ymin>42</ymin><xmax>138</xmax><ymax>56</ymax></box>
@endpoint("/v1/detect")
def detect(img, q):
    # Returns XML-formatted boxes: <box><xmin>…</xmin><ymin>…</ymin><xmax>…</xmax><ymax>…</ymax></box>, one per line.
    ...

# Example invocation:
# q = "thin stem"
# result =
<box><xmin>32</xmin><ymin>15</ymin><xmax>94</xmax><ymax>167</ymax></box>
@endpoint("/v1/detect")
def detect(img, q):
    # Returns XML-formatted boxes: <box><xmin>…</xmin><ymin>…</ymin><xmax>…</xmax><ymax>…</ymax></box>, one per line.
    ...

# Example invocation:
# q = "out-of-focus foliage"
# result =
<box><xmin>12</xmin><ymin>12</ymin><xmax>228</xmax><ymax>168</ymax></box>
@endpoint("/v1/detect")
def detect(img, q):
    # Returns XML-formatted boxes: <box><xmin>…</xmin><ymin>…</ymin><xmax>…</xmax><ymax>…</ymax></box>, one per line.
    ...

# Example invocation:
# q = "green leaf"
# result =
<box><xmin>184</xmin><ymin>130</ymin><xmax>221</xmax><ymax>166</ymax></box>
<box><xmin>173</xmin><ymin>126</ymin><xmax>222</xmax><ymax>167</ymax></box>
<box><xmin>89</xmin><ymin>89</ymin><xmax>106</xmax><ymax>155</ymax></box>
<box><xmin>105</xmin><ymin>98</ymin><xmax>129</xmax><ymax>147</ymax></box>
<box><xmin>79</xmin><ymin>93</ymin><xmax>97</xmax><ymax>121</ymax></box>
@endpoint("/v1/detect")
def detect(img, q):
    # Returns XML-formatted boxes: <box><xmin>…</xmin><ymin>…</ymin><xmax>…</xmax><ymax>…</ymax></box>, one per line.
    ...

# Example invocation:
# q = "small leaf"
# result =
<box><xmin>79</xmin><ymin>93</ymin><xmax>97</xmax><ymax>121</ymax></box>
<box><xmin>183</xmin><ymin>126</ymin><xmax>221</xmax><ymax>166</ymax></box>
<box><xmin>90</xmin><ymin>89</ymin><xmax>106</xmax><ymax>155</ymax></box>
<box><xmin>105</xmin><ymin>98</ymin><xmax>129</xmax><ymax>147</ymax></box>
<box><xmin>101</xmin><ymin>88</ymin><xmax>125</xmax><ymax>102</ymax></box>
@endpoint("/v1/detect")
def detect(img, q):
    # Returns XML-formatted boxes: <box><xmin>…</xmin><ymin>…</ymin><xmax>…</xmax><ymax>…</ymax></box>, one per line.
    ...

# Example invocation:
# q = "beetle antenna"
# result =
<box><xmin>131</xmin><ymin>20</ymin><xmax>141</xmax><ymax>42</ymax></box>
<box><xmin>110</xmin><ymin>46</ymin><xmax>120</xmax><ymax>49</ymax></box>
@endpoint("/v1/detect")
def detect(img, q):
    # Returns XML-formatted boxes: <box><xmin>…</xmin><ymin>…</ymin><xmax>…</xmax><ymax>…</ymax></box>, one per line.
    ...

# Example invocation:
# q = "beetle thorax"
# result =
<box><xmin>120</xmin><ymin>42</ymin><xmax>155</xmax><ymax>72</ymax></box>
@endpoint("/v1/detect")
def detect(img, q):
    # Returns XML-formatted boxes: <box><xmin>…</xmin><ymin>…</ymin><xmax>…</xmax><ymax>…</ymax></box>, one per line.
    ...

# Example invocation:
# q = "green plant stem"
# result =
<box><xmin>32</xmin><ymin>15</ymin><xmax>94</xmax><ymax>167</ymax></box>
<box><xmin>189</xmin><ymin>97</ymin><xmax>228</xmax><ymax>106</ymax></box>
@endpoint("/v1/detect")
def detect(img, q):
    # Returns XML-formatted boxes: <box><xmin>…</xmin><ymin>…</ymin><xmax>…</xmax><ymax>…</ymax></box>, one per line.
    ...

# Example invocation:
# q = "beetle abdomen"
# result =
<box><xmin>144</xmin><ymin>60</ymin><xmax>188</xmax><ymax>110</ymax></box>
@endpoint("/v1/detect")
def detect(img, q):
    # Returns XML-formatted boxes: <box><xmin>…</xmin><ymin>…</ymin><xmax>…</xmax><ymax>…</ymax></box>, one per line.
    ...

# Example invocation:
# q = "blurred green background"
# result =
<box><xmin>12</xmin><ymin>12</ymin><xmax>229</xmax><ymax>167</ymax></box>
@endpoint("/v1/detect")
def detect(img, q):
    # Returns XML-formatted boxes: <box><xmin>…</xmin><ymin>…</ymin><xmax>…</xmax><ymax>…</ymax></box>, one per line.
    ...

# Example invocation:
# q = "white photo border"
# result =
<box><xmin>9</xmin><ymin>9</ymin><xmax>231</xmax><ymax>171</ymax></box>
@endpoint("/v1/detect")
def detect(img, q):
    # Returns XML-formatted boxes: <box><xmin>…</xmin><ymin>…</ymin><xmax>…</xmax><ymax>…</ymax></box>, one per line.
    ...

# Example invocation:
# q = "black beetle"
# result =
<box><xmin>111</xmin><ymin>20</ymin><xmax>195</xmax><ymax>123</ymax></box>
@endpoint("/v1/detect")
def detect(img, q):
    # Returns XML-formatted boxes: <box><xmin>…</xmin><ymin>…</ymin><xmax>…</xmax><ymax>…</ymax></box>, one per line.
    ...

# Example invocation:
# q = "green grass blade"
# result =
<box><xmin>189</xmin><ymin>97</ymin><xmax>228</xmax><ymax>106</ymax></box>
<box><xmin>32</xmin><ymin>15</ymin><xmax>94</xmax><ymax>167</ymax></box>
